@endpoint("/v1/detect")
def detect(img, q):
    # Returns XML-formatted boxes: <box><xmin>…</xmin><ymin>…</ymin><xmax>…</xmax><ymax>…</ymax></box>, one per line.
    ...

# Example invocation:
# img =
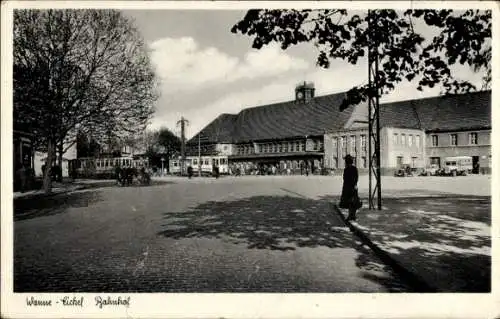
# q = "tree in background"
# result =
<box><xmin>76</xmin><ymin>131</ymin><xmax>101</xmax><ymax>158</ymax></box>
<box><xmin>232</xmin><ymin>9</ymin><xmax>491</xmax><ymax>109</ymax></box>
<box><xmin>14</xmin><ymin>9</ymin><xmax>158</xmax><ymax>193</ymax></box>
<box><xmin>141</xmin><ymin>127</ymin><xmax>181</xmax><ymax>173</ymax></box>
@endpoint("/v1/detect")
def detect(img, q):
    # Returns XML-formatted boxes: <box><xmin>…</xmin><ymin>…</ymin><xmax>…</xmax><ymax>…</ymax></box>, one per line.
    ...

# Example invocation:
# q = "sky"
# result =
<box><xmin>122</xmin><ymin>9</ymin><xmax>487</xmax><ymax>140</ymax></box>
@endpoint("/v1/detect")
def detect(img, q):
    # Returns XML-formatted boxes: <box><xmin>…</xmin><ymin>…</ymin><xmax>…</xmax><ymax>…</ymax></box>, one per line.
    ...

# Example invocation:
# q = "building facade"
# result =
<box><xmin>426</xmin><ymin>129</ymin><xmax>491</xmax><ymax>173</ymax></box>
<box><xmin>182</xmin><ymin>84</ymin><xmax>490</xmax><ymax>176</ymax></box>
<box><xmin>323</xmin><ymin>127</ymin><xmax>426</xmax><ymax>175</ymax></box>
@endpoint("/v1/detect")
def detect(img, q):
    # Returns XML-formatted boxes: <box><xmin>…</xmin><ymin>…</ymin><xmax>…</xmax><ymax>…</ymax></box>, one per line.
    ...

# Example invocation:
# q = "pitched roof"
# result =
<box><xmin>190</xmin><ymin>90</ymin><xmax>491</xmax><ymax>145</ymax></box>
<box><xmin>189</xmin><ymin>92</ymin><xmax>358</xmax><ymax>144</ymax></box>
<box><xmin>380</xmin><ymin>90</ymin><xmax>491</xmax><ymax>132</ymax></box>
<box><xmin>191</xmin><ymin>113</ymin><xmax>237</xmax><ymax>144</ymax></box>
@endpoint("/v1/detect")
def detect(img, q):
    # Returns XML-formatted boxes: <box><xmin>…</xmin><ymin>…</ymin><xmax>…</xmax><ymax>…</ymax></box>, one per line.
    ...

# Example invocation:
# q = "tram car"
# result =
<box><xmin>170</xmin><ymin>156</ymin><xmax>229</xmax><ymax>176</ymax></box>
<box><xmin>69</xmin><ymin>156</ymin><xmax>149</xmax><ymax>179</ymax></box>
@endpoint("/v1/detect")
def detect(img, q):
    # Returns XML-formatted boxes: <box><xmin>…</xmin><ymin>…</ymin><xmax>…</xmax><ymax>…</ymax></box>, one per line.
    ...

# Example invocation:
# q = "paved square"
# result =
<box><xmin>13</xmin><ymin>175</ymin><xmax>490</xmax><ymax>292</ymax></box>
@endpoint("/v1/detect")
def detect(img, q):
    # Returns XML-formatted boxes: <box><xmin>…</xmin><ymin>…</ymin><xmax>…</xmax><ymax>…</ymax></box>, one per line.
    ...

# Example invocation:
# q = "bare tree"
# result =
<box><xmin>14</xmin><ymin>9</ymin><xmax>158</xmax><ymax>193</ymax></box>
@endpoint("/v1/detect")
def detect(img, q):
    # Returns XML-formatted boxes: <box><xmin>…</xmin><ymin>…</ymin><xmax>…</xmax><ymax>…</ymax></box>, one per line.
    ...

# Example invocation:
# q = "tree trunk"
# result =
<box><xmin>42</xmin><ymin>139</ymin><xmax>55</xmax><ymax>194</ymax></box>
<box><xmin>57</xmin><ymin>141</ymin><xmax>63</xmax><ymax>167</ymax></box>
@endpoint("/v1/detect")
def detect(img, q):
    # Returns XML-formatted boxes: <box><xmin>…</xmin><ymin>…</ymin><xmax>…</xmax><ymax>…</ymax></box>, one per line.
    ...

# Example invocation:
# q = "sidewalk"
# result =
<box><xmin>335</xmin><ymin>195</ymin><xmax>491</xmax><ymax>292</ymax></box>
<box><xmin>13</xmin><ymin>181</ymin><xmax>86</xmax><ymax>200</ymax></box>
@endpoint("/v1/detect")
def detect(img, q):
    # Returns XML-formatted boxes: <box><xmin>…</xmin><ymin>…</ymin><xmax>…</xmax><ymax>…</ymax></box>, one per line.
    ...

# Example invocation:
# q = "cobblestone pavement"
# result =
<box><xmin>14</xmin><ymin>174</ymin><xmax>489</xmax><ymax>292</ymax></box>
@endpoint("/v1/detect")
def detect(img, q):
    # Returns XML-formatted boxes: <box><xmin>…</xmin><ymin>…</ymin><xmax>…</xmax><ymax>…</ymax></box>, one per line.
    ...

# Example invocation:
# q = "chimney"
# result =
<box><xmin>295</xmin><ymin>81</ymin><xmax>315</xmax><ymax>103</ymax></box>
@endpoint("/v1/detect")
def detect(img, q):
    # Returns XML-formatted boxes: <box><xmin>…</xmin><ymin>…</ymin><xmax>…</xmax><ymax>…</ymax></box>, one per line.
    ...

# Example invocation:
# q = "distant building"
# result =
<box><xmin>33</xmin><ymin>139</ymin><xmax>77</xmax><ymax>178</ymax></box>
<box><xmin>13</xmin><ymin>125</ymin><xmax>34</xmax><ymax>191</ymax></box>
<box><xmin>183</xmin><ymin>82</ymin><xmax>491</xmax><ymax>175</ymax></box>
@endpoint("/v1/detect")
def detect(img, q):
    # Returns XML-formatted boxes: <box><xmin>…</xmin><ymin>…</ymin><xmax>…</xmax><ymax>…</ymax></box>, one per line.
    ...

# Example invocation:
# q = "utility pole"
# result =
<box><xmin>367</xmin><ymin>10</ymin><xmax>382</xmax><ymax>210</ymax></box>
<box><xmin>176</xmin><ymin>117</ymin><xmax>189</xmax><ymax>175</ymax></box>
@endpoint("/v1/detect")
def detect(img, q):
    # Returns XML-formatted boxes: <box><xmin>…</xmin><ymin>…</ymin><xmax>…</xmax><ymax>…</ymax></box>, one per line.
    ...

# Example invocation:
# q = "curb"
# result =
<box><xmin>13</xmin><ymin>185</ymin><xmax>87</xmax><ymax>201</ymax></box>
<box><xmin>332</xmin><ymin>204</ymin><xmax>439</xmax><ymax>293</ymax></box>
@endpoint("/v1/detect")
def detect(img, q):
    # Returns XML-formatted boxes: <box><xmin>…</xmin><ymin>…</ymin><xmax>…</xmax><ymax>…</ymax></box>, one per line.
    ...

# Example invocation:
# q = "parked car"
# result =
<box><xmin>420</xmin><ymin>164</ymin><xmax>440</xmax><ymax>176</ymax></box>
<box><xmin>442</xmin><ymin>156</ymin><xmax>473</xmax><ymax>176</ymax></box>
<box><xmin>394</xmin><ymin>165</ymin><xmax>413</xmax><ymax>177</ymax></box>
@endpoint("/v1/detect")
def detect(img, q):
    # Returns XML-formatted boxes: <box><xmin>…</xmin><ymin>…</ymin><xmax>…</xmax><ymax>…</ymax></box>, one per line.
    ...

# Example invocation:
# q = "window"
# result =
<box><xmin>412</xmin><ymin>157</ymin><xmax>417</xmax><ymax>167</ymax></box>
<box><xmin>283</xmin><ymin>142</ymin><xmax>288</xmax><ymax>152</ymax></box>
<box><xmin>300</xmin><ymin>141</ymin><xmax>305</xmax><ymax>151</ymax></box>
<box><xmin>408</xmin><ymin>135</ymin><xmax>413</xmax><ymax>147</ymax></box>
<box><xmin>259</xmin><ymin>144</ymin><xmax>263</xmax><ymax>153</ymax></box>
<box><xmin>332</xmin><ymin>137</ymin><xmax>338</xmax><ymax>152</ymax></box>
<box><xmin>393</xmin><ymin>133</ymin><xmax>398</xmax><ymax>145</ymax></box>
<box><xmin>278</xmin><ymin>143</ymin><xmax>282</xmax><ymax>152</ymax></box>
<box><xmin>362</xmin><ymin>157</ymin><xmax>367</xmax><ymax>168</ymax></box>
<box><xmin>318</xmin><ymin>140</ymin><xmax>323</xmax><ymax>151</ymax></box>
<box><xmin>295</xmin><ymin>141</ymin><xmax>300</xmax><ymax>152</ymax></box>
<box><xmin>223</xmin><ymin>145</ymin><xmax>228</xmax><ymax>151</ymax></box>
<box><xmin>350</xmin><ymin>135</ymin><xmax>356</xmax><ymax>155</ymax></box>
<box><xmin>469</xmin><ymin>132</ymin><xmax>478</xmax><ymax>145</ymax></box>
<box><xmin>193</xmin><ymin>159</ymin><xmax>198</xmax><ymax>165</ymax></box>
<box><xmin>450</xmin><ymin>134</ymin><xmax>457</xmax><ymax>146</ymax></box>
<box><xmin>313</xmin><ymin>140</ymin><xmax>318</xmax><ymax>151</ymax></box>
<box><xmin>204</xmin><ymin>159</ymin><xmax>209</xmax><ymax>165</ymax></box>
<box><xmin>341</xmin><ymin>136</ymin><xmax>347</xmax><ymax>156</ymax></box>
<box><xmin>360</xmin><ymin>135</ymin><xmax>367</xmax><ymax>152</ymax></box>
<box><xmin>401</xmin><ymin>134</ymin><xmax>406</xmax><ymax>146</ymax></box>
<box><xmin>397</xmin><ymin>156</ymin><xmax>403</xmax><ymax>167</ymax></box>
<box><xmin>416</xmin><ymin>135</ymin><xmax>421</xmax><ymax>148</ymax></box>
<box><xmin>431</xmin><ymin>135</ymin><xmax>438</xmax><ymax>147</ymax></box>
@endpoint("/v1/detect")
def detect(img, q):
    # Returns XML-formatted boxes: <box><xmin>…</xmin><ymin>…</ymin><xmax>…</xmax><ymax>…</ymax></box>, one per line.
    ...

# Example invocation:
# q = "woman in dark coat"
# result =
<box><xmin>339</xmin><ymin>154</ymin><xmax>360</xmax><ymax>221</ymax></box>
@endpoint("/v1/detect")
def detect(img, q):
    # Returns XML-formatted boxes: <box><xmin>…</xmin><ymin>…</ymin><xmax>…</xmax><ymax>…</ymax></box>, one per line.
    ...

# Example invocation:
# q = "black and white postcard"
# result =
<box><xmin>1</xmin><ymin>1</ymin><xmax>498</xmax><ymax>318</ymax></box>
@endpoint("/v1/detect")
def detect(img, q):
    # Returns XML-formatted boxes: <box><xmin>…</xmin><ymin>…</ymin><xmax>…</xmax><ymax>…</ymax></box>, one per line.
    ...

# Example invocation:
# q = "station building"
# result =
<box><xmin>185</xmin><ymin>82</ymin><xmax>491</xmax><ymax>175</ymax></box>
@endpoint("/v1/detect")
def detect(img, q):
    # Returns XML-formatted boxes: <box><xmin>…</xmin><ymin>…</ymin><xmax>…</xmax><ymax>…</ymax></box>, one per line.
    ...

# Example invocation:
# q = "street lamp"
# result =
<box><xmin>161</xmin><ymin>157</ymin><xmax>165</xmax><ymax>176</ymax></box>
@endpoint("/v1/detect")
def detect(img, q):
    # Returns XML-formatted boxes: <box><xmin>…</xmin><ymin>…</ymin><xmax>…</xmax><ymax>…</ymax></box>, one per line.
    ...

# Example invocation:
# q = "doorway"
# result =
<box><xmin>472</xmin><ymin>156</ymin><xmax>480</xmax><ymax>174</ymax></box>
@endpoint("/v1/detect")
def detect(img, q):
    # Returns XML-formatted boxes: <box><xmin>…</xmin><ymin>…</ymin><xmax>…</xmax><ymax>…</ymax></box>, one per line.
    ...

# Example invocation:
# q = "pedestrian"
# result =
<box><xmin>187</xmin><ymin>165</ymin><xmax>193</xmax><ymax>179</ymax></box>
<box><xmin>18</xmin><ymin>164</ymin><xmax>27</xmax><ymax>193</ymax></box>
<box><xmin>214</xmin><ymin>165</ymin><xmax>219</xmax><ymax>179</ymax></box>
<box><xmin>115</xmin><ymin>165</ymin><xmax>122</xmax><ymax>185</ymax></box>
<box><xmin>339</xmin><ymin>154</ymin><xmax>362</xmax><ymax>221</ymax></box>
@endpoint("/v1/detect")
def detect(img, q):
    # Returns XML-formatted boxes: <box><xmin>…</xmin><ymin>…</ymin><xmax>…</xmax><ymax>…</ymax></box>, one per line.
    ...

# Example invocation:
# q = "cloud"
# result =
<box><xmin>149</xmin><ymin>37</ymin><xmax>309</xmax><ymax>91</ymax></box>
<box><xmin>148</xmin><ymin>49</ymin><xmax>488</xmax><ymax>140</ymax></box>
<box><xmin>148</xmin><ymin>80</ymin><xmax>299</xmax><ymax>140</ymax></box>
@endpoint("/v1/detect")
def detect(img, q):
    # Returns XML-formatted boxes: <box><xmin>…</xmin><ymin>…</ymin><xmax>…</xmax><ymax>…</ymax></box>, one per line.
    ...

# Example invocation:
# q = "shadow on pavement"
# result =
<box><xmin>333</xmin><ymin>194</ymin><xmax>491</xmax><ymax>292</ymax></box>
<box><xmin>158</xmin><ymin>195</ymin><xmax>352</xmax><ymax>251</ymax></box>
<box><xmin>14</xmin><ymin>194</ymin><xmax>412</xmax><ymax>292</ymax></box>
<box><xmin>14</xmin><ymin>191</ymin><xmax>103</xmax><ymax>221</ymax></box>
<box><xmin>79</xmin><ymin>179</ymin><xmax>175</xmax><ymax>189</ymax></box>
<box><xmin>157</xmin><ymin>195</ymin><xmax>412</xmax><ymax>292</ymax></box>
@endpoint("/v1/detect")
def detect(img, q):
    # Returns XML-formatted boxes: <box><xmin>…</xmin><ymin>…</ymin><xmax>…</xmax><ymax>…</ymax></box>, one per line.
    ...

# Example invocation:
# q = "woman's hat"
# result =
<box><xmin>345</xmin><ymin>154</ymin><xmax>354</xmax><ymax>164</ymax></box>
